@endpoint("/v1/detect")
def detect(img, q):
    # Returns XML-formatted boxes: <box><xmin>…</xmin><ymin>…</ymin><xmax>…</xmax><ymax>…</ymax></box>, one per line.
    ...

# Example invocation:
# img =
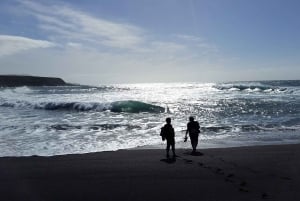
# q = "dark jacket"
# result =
<box><xmin>187</xmin><ymin>121</ymin><xmax>200</xmax><ymax>136</ymax></box>
<box><xmin>162</xmin><ymin>124</ymin><xmax>175</xmax><ymax>140</ymax></box>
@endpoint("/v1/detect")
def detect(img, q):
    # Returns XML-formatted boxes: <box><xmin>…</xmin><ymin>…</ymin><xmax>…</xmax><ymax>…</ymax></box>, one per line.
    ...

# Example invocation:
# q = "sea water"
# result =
<box><xmin>0</xmin><ymin>80</ymin><xmax>299</xmax><ymax>156</ymax></box>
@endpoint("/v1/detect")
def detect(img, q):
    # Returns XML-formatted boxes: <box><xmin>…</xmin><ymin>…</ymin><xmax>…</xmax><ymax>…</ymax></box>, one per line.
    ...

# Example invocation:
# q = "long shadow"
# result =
<box><xmin>183</xmin><ymin>151</ymin><xmax>204</xmax><ymax>156</ymax></box>
<box><xmin>160</xmin><ymin>157</ymin><xmax>176</xmax><ymax>164</ymax></box>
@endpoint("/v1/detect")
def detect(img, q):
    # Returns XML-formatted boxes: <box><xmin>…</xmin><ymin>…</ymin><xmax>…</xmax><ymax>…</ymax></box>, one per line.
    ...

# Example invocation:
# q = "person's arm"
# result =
<box><xmin>197</xmin><ymin>121</ymin><xmax>200</xmax><ymax>133</ymax></box>
<box><xmin>184</xmin><ymin>124</ymin><xmax>189</xmax><ymax>141</ymax></box>
<box><xmin>171</xmin><ymin>126</ymin><xmax>175</xmax><ymax>136</ymax></box>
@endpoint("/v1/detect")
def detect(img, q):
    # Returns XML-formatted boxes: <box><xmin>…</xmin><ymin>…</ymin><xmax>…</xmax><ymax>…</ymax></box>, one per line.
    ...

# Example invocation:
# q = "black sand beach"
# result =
<box><xmin>1</xmin><ymin>144</ymin><xmax>300</xmax><ymax>201</ymax></box>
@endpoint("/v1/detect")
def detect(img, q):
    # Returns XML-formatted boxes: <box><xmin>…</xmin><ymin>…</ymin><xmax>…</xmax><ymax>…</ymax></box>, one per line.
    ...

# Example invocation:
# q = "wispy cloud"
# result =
<box><xmin>175</xmin><ymin>34</ymin><xmax>205</xmax><ymax>42</ymax></box>
<box><xmin>17</xmin><ymin>1</ymin><xmax>218</xmax><ymax>55</ymax></box>
<box><xmin>175</xmin><ymin>34</ymin><xmax>219</xmax><ymax>54</ymax></box>
<box><xmin>0</xmin><ymin>35</ymin><xmax>55</xmax><ymax>57</ymax></box>
<box><xmin>0</xmin><ymin>0</ymin><xmax>225</xmax><ymax>84</ymax></box>
<box><xmin>19</xmin><ymin>0</ymin><xmax>144</xmax><ymax>50</ymax></box>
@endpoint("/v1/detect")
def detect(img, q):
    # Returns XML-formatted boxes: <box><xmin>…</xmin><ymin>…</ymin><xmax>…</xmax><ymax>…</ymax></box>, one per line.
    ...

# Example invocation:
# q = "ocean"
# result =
<box><xmin>0</xmin><ymin>80</ymin><xmax>299</xmax><ymax>156</ymax></box>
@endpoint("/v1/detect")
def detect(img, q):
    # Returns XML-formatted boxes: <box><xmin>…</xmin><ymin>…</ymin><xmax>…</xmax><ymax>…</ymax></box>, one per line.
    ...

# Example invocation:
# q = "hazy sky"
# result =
<box><xmin>0</xmin><ymin>0</ymin><xmax>299</xmax><ymax>85</ymax></box>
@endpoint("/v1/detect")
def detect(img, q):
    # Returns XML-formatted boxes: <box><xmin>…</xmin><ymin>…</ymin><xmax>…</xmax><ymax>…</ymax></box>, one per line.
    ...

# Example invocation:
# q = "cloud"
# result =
<box><xmin>18</xmin><ymin>1</ymin><xmax>218</xmax><ymax>55</ymax></box>
<box><xmin>175</xmin><ymin>34</ymin><xmax>219</xmax><ymax>54</ymax></box>
<box><xmin>18</xmin><ymin>0</ymin><xmax>144</xmax><ymax>50</ymax></box>
<box><xmin>175</xmin><ymin>34</ymin><xmax>205</xmax><ymax>42</ymax></box>
<box><xmin>0</xmin><ymin>0</ymin><xmax>227</xmax><ymax>84</ymax></box>
<box><xmin>0</xmin><ymin>35</ymin><xmax>55</xmax><ymax>57</ymax></box>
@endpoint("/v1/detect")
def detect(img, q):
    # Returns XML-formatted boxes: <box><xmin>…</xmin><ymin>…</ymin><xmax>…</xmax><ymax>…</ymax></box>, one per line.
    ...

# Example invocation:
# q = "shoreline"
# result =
<box><xmin>134</xmin><ymin>139</ymin><xmax>300</xmax><ymax>150</ymax></box>
<box><xmin>2</xmin><ymin>140</ymin><xmax>300</xmax><ymax>157</ymax></box>
<box><xmin>1</xmin><ymin>143</ymin><xmax>300</xmax><ymax>201</ymax></box>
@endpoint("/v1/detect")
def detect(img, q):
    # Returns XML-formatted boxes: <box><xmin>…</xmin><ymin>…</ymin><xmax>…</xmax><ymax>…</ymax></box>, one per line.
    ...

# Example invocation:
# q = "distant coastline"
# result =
<box><xmin>0</xmin><ymin>75</ymin><xmax>67</xmax><ymax>87</ymax></box>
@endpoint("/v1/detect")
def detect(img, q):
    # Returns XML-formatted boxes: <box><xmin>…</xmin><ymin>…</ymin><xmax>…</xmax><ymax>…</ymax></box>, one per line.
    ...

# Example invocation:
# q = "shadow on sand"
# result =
<box><xmin>183</xmin><ymin>151</ymin><xmax>204</xmax><ymax>156</ymax></box>
<box><xmin>160</xmin><ymin>157</ymin><xmax>177</xmax><ymax>164</ymax></box>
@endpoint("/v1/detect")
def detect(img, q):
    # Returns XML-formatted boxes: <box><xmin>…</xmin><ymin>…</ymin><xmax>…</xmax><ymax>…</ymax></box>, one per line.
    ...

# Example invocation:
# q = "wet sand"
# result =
<box><xmin>0</xmin><ymin>144</ymin><xmax>300</xmax><ymax>201</ymax></box>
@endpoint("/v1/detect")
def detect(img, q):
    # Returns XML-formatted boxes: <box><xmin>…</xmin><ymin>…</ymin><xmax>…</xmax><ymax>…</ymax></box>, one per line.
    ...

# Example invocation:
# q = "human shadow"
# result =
<box><xmin>183</xmin><ymin>151</ymin><xmax>204</xmax><ymax>156</ymax></box>
<box><xmin>160</xmin><ymin>157</ymin><xmax>177</xmax><ymax>164</ymax></box>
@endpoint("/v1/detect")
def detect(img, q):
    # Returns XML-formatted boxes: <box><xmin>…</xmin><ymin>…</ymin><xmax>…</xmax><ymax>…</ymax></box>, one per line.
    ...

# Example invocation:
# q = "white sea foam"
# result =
<box><xmin>0</xmin><ymin>81</ymin><xmax>300</xmax><ymax>156</ymax></box>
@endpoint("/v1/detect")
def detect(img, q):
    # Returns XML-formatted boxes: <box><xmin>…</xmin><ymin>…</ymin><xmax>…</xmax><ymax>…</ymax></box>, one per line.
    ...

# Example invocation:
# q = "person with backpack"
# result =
<box><xmin>184</xmin><ymin>116</ymin><xmax>200</xmax><ymax>154</ymax></box>
<box><xmin>160</xmin><ymin>117</ymin><xmax>176</xmax><ymax>158</ymax></box>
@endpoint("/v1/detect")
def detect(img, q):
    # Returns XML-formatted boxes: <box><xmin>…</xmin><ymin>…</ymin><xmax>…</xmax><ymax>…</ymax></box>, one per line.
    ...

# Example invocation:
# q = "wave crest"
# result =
<box><xmin>111</xmin><ymin>100</ymin><xmax>165</xmax><ymax>113</ymax></box>
<box><xmin>0</xmin><ymin>100</ymin><xmax>165</xmax><ymax>113</ymax></box>
<box><xmin>214</xmin><ymin>83</ymin><xmax>287</xmax><ymax>93</ymax></box>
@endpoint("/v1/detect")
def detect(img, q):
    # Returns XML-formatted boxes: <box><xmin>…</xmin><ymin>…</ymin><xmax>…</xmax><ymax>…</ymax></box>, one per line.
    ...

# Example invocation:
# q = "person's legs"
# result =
<box><xmin>190</xmin><ymin>135</ymin><xmax>198</xmax><ymax>153</ymax></box>
<box><xmin>171</xmin><ymin>138</ymin><xmax>176</xmax><ymax>156</ymax></box>
<box><xmin>189</xmin><ymin>135</ymin><xmax>194</xmax><ymax>152</ymax></box>
<box><xmin>194</xmin><ymin>135</ymin><xmax>199</xmax><ymax>150</ymax></box>
<box><xmin>166</xmin><ymin>140</ymin><xmax>170</xmax><ymax>158</ymax></box>
<box><xmin>192</xmin><ymin>140</ymin><xmax>196</xmax><ymax>152</ymax></box>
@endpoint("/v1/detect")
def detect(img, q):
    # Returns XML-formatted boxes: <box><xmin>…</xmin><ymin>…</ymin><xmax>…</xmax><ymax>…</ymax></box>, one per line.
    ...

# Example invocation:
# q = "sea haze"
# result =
<box><xmin>0</xmin><ymin>80</ymin><xmax>299</xmax><ymax>156</ymax></box>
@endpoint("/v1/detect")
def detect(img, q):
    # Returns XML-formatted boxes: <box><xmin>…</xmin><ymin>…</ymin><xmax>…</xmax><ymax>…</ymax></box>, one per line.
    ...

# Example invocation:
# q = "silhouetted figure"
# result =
<box><xmin>161</xmin><ymin>117</ymin><xmax>176</xmax><ymax>158</ymax></box>
<box><xmin>185</xmin><ymin>116</ymin><xmax>200</xmax><ymax>154</ymax></box>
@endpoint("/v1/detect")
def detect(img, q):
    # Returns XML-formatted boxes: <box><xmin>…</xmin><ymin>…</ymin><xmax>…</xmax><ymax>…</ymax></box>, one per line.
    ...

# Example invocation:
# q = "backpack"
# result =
<box><xmin>160</xmin><ymin>127</ymin><xmax>166</xmax><ymax>141</ymax></box>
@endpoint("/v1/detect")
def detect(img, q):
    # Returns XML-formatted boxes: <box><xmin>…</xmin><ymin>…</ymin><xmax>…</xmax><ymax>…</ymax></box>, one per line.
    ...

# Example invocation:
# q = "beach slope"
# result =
<box><xmin>0</xmin><ymin>144</ymin><xmax>299</xmax><ymax>201</ymax></box>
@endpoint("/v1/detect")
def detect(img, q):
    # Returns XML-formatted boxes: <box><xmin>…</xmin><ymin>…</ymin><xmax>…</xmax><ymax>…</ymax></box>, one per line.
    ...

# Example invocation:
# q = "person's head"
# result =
<box><xmin>189</xmin><ymin>116</ymin><xmax>194</xmax><ymax>122</ymax></box>
<box><xmin>166</xmin><ymin>117</ymin><xmax>171</xmax><ymax>124</ymax></box>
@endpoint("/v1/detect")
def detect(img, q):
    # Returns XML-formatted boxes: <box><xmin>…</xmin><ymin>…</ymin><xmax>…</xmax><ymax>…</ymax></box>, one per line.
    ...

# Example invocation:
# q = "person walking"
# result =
<box><xmin>184</xmin><ymin>116</ymin><xmax>200</xmax><ymax>154</ymax></box>
<box><xmin>160</xmin><ymin>117</ymin><xmax>176</xmax><ymax>158</ymax></box>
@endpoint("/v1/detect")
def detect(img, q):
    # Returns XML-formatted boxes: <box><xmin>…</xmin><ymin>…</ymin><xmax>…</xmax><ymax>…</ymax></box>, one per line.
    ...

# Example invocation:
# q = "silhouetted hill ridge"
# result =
<box><xmin>0</xmin><ymin>75</ymin><xmax>67</xmax><ymax>87</ymax></box>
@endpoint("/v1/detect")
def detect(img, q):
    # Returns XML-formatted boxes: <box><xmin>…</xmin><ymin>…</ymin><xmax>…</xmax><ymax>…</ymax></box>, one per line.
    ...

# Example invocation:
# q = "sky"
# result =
<box><xmin>0</xmin><ymin>0</ymin><xmax>300</xmax><ymax>85</ymax></box>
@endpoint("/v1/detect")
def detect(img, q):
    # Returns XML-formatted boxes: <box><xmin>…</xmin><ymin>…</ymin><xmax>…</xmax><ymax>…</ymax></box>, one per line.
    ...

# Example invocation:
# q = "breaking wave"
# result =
<box><xmin>25</xmin><ymin>123</ymin><xmax>141</xmax><ymax>131</ymax></box>
<box><xmin>214</xmin><ymin>83</ymin><xmax>288</xmax><ymax>93</ymax></box>
<box><xmin>0</xmin><ymin>100</ymin><xmax>165</xmax><ymax>113</ymax></box>
<box><xmin>0</xmin><ymin>85</ymin><xmax>129</xmax><ymax>95</ymax></box>
<box><xmin>202</xmin><ymin>122</ymin><xmax>300</xmax><ymax>133</ymax></box>
<box><xmin>110</xmin><ymin>101</ymin><xmax>165</xmax><ymax>113</ymax></box>
<box><xmin>260</xmin><ymin>80</ymin><xmax>300</xmax><ymax>87</ymax></box>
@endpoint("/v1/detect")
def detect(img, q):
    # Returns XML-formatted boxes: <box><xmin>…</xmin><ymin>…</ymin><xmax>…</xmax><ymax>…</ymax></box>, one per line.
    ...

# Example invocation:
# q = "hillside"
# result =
<box><xmin>0</xmin><ymin>75</ymin><xmax>67</xmax><ymax>87</ymax></box>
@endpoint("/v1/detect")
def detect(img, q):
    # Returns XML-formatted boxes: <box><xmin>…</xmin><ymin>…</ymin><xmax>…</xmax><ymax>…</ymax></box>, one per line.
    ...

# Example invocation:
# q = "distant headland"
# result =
<box><xmin>0</xmin><ymin>75</ymin><xmax>68</xmax><ymax>87</ymax></box>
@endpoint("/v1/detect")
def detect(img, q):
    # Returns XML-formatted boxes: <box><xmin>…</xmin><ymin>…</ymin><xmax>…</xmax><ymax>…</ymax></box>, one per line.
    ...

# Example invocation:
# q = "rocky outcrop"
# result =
<box><xmin>0</xmin><ymin>75</ymin><xmax>67</xmax><ymax>87</ymax></box>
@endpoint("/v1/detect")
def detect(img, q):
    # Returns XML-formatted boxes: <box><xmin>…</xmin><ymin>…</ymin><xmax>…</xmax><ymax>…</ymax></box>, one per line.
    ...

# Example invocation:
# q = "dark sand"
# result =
<box><xmin>1</xmin><ymin>144</ymin><xmax>300</xmax><ymax>201</ymax></box>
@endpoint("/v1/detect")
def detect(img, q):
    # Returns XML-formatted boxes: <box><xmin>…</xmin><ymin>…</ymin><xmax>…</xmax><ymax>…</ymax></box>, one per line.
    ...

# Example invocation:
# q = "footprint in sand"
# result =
<box><xmin>238</xmin><ymin>181</ymin><xmax>249</xmax><ymax>192</ymax></box>
<box><xmin>196</xmin><ymin>162</ymin><xmax>213</xmax><ymax>169</ymax></box>
<box><xmin>261</xmin><ymin>192</ymin><xmax>269</xmax><ymax>199</ymax></box>
<box><xmin>240</xmin><ymin>181</ymin><xmax>247</xmax><ymax>187</ymax></box>
<box><xmin>239</xmin><ymin>187</ymin><xmax>249</xmax><ymax>193</ymax></box>
<box><xmin>280</xmin><ymin>176</ymin><xmax>291</xmax><ymax>180</ymax></box>
<box><xmin>203</xmin><ymin>165</ymin><xmax>212</xmax><ymax>169</ymax></box>
<box><xmin>183</xmin><ymin>159</ymin><xmax>193</xmax><ymax>164</ymax></box>
<box><xmin>225</xmin><ymin>178</ymin><xmax>234</xmax><ymax>183</ymax></box>
<box><xmin>215</xmin><ymin>168</ymin><xmax>224</xmax><ymax>175</ymax></box>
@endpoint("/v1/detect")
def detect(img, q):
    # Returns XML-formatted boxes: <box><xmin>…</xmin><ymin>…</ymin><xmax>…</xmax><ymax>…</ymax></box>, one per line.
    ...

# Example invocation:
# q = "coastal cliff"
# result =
<box><xmin>0</xmin><ymin>75</ymin><xmax>67</xmax><ymax>87</ymax></box>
